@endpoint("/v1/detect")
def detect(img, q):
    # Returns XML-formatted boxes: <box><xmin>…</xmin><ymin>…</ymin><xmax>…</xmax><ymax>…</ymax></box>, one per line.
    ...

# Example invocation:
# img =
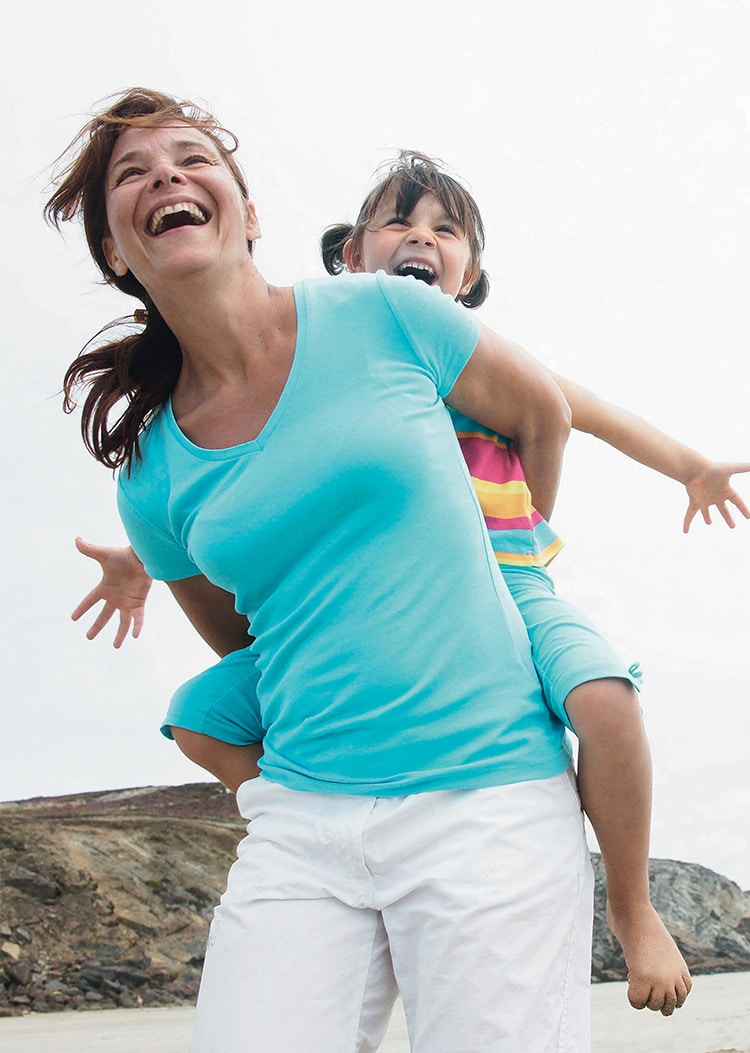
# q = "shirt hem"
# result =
<box><xmin>257</xmin><ymin>750</ymin><xmax>572</xmax><ymax>797</ymax></box>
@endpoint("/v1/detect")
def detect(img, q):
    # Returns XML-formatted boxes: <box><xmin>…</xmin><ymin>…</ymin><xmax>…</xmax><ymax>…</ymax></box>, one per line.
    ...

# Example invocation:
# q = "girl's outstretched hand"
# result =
<box><xmin>683</xmin><ymin>462</ymin><xmax>750</xmax><ymax>533</ymax></box>
<box><xmin>72</xmin><ymin>537</ymin><xmax>154</xmax><ymax>647</ymax></box>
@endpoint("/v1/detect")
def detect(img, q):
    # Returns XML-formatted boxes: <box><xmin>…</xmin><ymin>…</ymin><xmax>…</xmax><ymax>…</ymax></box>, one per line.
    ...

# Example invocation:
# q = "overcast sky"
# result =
<box><xmin>1</xmin><ymin>1</ymin><xmax>748</xmax><ymax>889</ymax></box>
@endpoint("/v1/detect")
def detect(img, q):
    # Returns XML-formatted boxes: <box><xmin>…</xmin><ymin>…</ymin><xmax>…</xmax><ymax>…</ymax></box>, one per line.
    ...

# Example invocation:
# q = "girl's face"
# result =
<box><xmin>102</xmin><ymin>123</ymin><xmax>259</xmax><ymax>290</ymax></box>
<box><xmin>343</xmin><ymin>192</ymin><xmax>477</xmax><ymax>299</ymax></box>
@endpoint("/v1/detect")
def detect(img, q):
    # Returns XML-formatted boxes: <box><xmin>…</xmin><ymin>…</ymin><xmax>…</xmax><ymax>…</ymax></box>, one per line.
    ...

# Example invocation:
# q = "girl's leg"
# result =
<box><xmin>502</xmin><ymin>565</ymin><xmax>691</xmax><ymax>1014</ymax></box>
<box><xmin>163</xmin><ymin>646</ymin><xmax>267</xmax><ymax>791</ymax></box>
<box><xmin>171</xmin><ymin>727</ymin><xmax>262</xmax><ymax>793</ymax></box>
<box><xmin>566</xmin><ymin>682</ymin><xmax>691</xmax><ymax>1014</ymax></box>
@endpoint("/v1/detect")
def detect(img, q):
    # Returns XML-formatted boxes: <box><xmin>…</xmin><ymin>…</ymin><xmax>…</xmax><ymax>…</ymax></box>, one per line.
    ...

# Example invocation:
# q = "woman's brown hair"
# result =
<box><xmin>47</xmin><ymin>88</ymin><xmax>249</xmax><ymax>470</ymax></box>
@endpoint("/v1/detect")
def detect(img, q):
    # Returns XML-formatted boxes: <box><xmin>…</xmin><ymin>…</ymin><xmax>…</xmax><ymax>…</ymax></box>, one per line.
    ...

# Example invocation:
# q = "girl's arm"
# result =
<box><xmin>550</xmin><ymin>371</ymin><xmax>750</xmax><ymax>532</ymax></box>
<box><xmin>166</xmin><ymin>575</ymin><xmax>252</xmax><ymax>657</ymax></box>
<box><xmin>73</xmin><ymin>538</ymin><xmax>251</xmax><ymax>654</ymax></box>
<box><xmin>448</xmin><ymin>324</ymin><xmax>572</xmax><ymax>521</ymax></box>
<box><xmin>72</xmin><ymin>537</ymin><xmax>154</xmax><ymax>648</ymax></box>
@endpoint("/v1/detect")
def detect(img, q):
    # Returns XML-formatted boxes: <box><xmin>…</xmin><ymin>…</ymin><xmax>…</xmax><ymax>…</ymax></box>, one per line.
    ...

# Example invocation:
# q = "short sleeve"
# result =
<box><xmin>375</xmin><ymin>272</ymin><xmax>480</xmax><ymax>397</ymax></box>
<box><xmin>117</xmin><ymin>480</ymin><xmax>200</xmax><ymax>581</ymax></box>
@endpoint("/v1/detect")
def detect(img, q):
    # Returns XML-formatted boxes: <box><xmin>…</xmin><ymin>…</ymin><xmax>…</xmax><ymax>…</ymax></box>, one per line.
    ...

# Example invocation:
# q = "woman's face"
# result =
<box><xmin>102</xmin><ymin>123</ymin><xmax>259</xmax><ymax>290</ymax></box>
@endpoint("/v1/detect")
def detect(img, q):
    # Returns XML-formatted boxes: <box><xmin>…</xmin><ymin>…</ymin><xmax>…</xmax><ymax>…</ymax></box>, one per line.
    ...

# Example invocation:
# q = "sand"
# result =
<box><xmin>0</xmin><ymin>971</ymin><xmax>748</xmax><ymax>1052</ymax></box>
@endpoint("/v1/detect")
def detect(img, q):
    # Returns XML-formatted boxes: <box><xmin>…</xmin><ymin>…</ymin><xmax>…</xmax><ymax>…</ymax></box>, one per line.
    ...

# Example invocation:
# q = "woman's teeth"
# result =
<box><xmin>148</xmin><ymin>202</ymin><xmax>209</xmax><ymax>236</ymax></box>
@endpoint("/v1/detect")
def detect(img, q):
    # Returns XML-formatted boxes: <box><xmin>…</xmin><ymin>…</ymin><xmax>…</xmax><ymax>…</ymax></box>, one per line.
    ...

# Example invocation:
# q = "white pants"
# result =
<box><xmin>191</xmin><ymin>770</ymin><xmax>593</xmax><ymax>1053</ymax></box>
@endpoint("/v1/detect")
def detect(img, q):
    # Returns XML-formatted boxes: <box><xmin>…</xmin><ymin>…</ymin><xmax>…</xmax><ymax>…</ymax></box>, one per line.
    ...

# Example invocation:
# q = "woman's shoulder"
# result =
<box><xmin>117</xmin><ymin>406</ymin><xmax>171</xmax><ymax>487</ymax></box>
<box><xmin>295</xmin><ymin>270</ymin><xmax>466</xmax><ymax>321</ymax></box>
<box><xmin>294</xmin><ymin>271</ymin><xmax>378</xmax><ymax>303</ymax></box>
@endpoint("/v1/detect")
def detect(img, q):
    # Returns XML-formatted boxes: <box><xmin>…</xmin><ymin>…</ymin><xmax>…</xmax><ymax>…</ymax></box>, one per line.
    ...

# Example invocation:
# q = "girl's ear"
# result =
<box><xmin>342</xmin><ymin>238</ymin><xmax>362</xmax><ymax>273</ymax></box>
<box><xmin>102</xmin><ymin>235</ymin><xmax>129</xmax><ymax>277</ymax></box>
<box><xmin>459</xmin><ymin>263</ymin><xmax>480</xmax><ymax>298</ymax></box>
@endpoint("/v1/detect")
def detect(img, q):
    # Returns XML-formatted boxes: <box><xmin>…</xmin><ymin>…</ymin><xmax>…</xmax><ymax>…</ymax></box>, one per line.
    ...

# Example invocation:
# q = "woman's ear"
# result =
<box><xmin>245</xmin><ymin>200</ymin><xmax>262</xmax><ymax>243</ymax></box>
<box><xmin>342</xmin><ymin>238</ymin><xmax>361</xmax><ymax>273</ymax></box>
<box><xmin>102</xmin><ymin>235</ymin><xmax>129</xmax><ymax>277</ymax></box>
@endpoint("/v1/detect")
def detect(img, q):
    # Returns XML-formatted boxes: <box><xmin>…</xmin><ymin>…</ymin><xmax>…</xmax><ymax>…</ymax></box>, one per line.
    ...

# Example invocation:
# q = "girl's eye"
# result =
<box><xmin>437</xmin><ymin>225</ymin><xmax>457</xmax><ymax>236</ymax></box>
<box><xmin>384</xmin><ymin>217</ymin><xmax>408</xmax><ymax>227</ymax></box>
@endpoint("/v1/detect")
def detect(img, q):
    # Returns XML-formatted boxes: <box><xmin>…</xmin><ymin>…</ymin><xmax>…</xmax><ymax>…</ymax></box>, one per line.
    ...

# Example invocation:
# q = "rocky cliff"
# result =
<box><xmin>1</xmin><ymin>783</ymin><xmax>749</xmax><ymax>1016</ymax></box>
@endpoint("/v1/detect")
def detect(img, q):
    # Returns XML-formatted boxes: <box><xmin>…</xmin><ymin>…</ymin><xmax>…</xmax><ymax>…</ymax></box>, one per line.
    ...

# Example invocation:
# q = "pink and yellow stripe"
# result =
<box><xmin>454</xmin><ymin>427</ymin><xmax>564</xmax><ymax>568</ymax></box>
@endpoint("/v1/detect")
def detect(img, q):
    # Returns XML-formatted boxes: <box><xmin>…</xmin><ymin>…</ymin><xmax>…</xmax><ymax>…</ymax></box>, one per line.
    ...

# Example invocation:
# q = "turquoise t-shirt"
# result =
<box><xmin>118</xmin><ymin>272</ymin><xmax>571</xmax><ymax>794</ymax></box>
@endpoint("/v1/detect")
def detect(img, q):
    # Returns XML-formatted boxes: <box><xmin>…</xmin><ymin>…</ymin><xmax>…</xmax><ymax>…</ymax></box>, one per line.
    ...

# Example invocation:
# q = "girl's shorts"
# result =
<box><xmin>161</xmin><ymin>565</ymin><xmax>641</xmax><ymax>745</ymax></box>
<box><xmin>161</xmin><ymin>645</ymin><xmax>263</xmax><ymax>744</ymax></box>
<box><xmin>501</xmin><ymin>564</ymin><xmax>641</xmax><ymax>730</ymax></box>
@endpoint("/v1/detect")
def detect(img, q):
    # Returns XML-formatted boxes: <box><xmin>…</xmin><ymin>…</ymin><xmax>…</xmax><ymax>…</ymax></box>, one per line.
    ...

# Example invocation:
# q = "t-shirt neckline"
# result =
<box><xmin>164</xmin><ymin>284</ymin><xmax>306</xmax><ymax>460</ymax></box>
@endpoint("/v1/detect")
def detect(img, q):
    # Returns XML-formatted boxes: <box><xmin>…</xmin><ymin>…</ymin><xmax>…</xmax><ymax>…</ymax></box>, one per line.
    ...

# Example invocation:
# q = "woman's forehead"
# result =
<box><xmin>108</xmin><ymin>123</ymin><xmax>218</xmax><ymax>167</ymax></box>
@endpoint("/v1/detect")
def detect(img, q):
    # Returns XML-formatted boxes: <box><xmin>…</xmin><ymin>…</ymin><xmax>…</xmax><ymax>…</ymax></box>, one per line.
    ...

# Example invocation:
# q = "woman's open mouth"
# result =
<box><xmin>148</xmin><ymin>202</ymin><xmax>210</xmax><ymax>236</ymax></box>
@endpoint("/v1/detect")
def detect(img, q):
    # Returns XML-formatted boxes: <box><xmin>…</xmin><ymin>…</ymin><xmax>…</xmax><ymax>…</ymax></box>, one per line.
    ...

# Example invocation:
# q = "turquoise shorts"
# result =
<box><xmin>161</xmin><ymin>566</ymin><xmax>640</xmax><ymax>744</ymax></box>
<box><xmin>161</xmin><ymin>645</ymin><xmax>264</xmax><ymax>744</ymax></box>
<box><xmin>500</xmin><ymin>564</ymin><xmax>641</xmax><ymax>731</ymax></box>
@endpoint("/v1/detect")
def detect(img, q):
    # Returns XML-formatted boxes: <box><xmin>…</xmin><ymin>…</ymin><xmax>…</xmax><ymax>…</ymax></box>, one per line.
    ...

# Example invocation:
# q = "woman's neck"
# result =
<box><xmin>154</xmin><ymin>258</ymin><xmax>290</xmax><ymax>383</ymax></box>
<box><xmin>153</xmin><ymin>260</ymin><xmax>298</xmax><ymax>447</ymax></box>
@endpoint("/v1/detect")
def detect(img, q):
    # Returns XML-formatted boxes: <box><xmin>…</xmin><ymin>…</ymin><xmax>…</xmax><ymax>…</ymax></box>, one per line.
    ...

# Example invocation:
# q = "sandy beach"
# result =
<box><xmin>0</xmin><ymin>971</ymin><xmax>747</xmax><ymax>1052</ymax></box>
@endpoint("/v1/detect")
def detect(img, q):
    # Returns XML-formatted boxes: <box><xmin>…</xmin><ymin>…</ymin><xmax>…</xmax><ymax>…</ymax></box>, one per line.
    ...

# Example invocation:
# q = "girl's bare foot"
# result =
<box><xmin>606</xmin><ymin>900</ymin><xmax>692</xmax><ymax>1015</ymax></box>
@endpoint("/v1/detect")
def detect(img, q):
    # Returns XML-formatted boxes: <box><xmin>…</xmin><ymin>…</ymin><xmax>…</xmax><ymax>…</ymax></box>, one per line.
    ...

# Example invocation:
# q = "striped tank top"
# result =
<box><xmin>449</xmin><ymin>409</ymin><xmax>564</xmax><ymax>568</ymax></box>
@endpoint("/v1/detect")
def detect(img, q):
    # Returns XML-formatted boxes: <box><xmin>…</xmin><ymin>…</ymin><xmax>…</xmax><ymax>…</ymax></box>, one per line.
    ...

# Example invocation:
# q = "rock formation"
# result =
<box><xmin>1</xmin><ymin>783</ymin><xmax>749</xmax><ymax>1015</ymax></box>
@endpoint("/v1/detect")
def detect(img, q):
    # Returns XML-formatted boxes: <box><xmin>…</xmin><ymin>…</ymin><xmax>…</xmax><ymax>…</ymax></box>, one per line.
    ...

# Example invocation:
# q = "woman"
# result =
<box><xmin>49</xmin><ymin>88</ymin><xmax>587</xmax><ymax>1052</ymax></box>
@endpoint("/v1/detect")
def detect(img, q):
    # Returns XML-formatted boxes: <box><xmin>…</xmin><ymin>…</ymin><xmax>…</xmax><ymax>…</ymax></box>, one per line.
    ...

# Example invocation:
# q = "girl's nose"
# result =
<box><xmin>407</xmin><ymin>227</ymin><xmax>436</xmax><ymax>246</ymax></box>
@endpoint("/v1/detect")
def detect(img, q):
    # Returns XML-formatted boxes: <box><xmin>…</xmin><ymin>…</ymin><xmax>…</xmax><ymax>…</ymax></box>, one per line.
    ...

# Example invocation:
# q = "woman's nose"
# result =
<box><xmin>151</xmin><ymin>164</ymin><xmax>187</xmax><ymax>189</ymax></box>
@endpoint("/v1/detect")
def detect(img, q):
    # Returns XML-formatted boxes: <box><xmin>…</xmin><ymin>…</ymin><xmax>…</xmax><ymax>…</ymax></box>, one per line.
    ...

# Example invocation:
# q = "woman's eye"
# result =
<box><xmin>115</xmin><ymin>168</ymin><xmax>142</xmax><ymax>185</ymax></box>
<box><xmin>183</xmin><ymin>154</ymin><xmax>212</xmax><ymax>166</ymax></box>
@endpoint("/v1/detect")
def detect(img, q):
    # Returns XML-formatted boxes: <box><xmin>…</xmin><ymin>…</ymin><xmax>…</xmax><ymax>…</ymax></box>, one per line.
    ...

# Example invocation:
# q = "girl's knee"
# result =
<box><xmin>170</xmin><ymin>725</ymin><xmax>213</xmax><ymax>764</ymax></box>
<box><xmin>169</xmin><ymin>727</ymin><xmax>262</xmax><ymax>792</ymax></box>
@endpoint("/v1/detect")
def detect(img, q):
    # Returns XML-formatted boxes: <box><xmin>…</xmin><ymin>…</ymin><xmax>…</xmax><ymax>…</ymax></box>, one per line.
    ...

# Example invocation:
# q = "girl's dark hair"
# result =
<box><xmin>320</xmin><ymin>150</ymin><xmax>490</xmax><ymax>309</ymax></box>
<box><xmin>46</xmin><ymin>88</ymin><xmax>250</xmax><ymax>470</ymax></box>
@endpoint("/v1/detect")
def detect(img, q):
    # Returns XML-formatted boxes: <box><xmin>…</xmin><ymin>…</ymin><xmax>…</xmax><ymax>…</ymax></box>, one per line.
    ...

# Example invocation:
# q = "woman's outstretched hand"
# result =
<box><xmin>71</xmin><ymin>537</ymin><xmax>154</xmax><ymax>647</ymax></box>
<box><xmin>683</xmin><ymin>462</ymin><xmax>750</xmax><ymax>533</ymax></box>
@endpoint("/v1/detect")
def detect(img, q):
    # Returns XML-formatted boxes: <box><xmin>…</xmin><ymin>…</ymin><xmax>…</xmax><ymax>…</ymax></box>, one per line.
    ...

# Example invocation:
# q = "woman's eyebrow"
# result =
<box><xmin>109</xmin><ymin>139</ymin><xmax>216</xmax><ymax>173</ymax></box>
<box><xmin>109</xmin><ymin>149</ymin><xmax>143</xmax><ymax>172</ymax></box>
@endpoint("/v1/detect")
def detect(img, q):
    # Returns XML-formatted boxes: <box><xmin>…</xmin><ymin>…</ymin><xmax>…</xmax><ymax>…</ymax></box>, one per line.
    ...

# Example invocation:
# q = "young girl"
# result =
<box><xmin>70</xmin><ymin>149</ymin><xmax>745</xmax><ymax>1020</ymax></box>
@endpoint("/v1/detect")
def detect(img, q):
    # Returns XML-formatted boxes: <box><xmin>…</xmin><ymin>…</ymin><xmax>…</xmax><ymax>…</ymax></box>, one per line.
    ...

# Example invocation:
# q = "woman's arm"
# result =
<box><xmin>446</xmin><ymin>324</ymin><xmax>572</xmax><ymax>521</ymax></box>
<box><xmin>550</xmin><ymin>371</ymin><xmax>750</xmax><ymax>532</ymax></box>
<box><xmin>167</xmin><ymin>575</ymin><xmax>252</xmax><ymax>656</ymax></box>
